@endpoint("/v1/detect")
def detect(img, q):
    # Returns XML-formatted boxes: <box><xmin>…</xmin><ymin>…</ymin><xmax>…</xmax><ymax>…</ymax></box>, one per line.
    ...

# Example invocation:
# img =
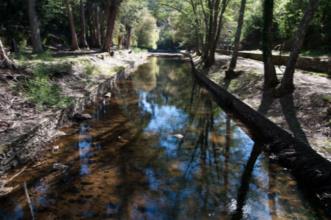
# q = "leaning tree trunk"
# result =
<box><xmin>276</xmin><ymin>0</ymin><xmax>320</xmax><ymax>95</ymax></box>
<box><xmin>262</xmin><ymin>0</ymin><xmax>278</xmax><ymax>90</ymax></box>
<box><xmin>0</xmin><ymin>39</ymin><xmax>17</xmax><ymax>69</ymax></box>
<box><xmin>226</xmin><ymin>0</ymin><xmax>247</xmax><ymax>77</ymax></box>
<box><xmin>65</xmin><ymin>0</ymin><xmax>80</xmax><ymax>51</ymax></box>
<box><xmin>103</xmin><ymin>0</ymin><xmax>122</xmax><ymax>52</ymax></box>
<box><xmin>79</xmin><ymin>0</ymin><xmax>89</xmax><ymax>48</ymax></box>
<box><xmin>28</xmin><ymin>0</ymin><xmax>43</xmax><ymax>53</ymax></box>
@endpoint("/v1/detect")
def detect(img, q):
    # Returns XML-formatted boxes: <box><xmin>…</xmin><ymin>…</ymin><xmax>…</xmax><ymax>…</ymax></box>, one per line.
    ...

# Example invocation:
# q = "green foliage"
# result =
<box><xmin>33</xmin><ymin>50</ymin><xmax>54</xmax><ymax>61</ymax></box>
<box><xmin>132</xmin><ymin>47</ymin><xmax>148</xmax><ymax>53</ymax></box>
<box><xmin>24</xmin><ymin>65</ymin><xmax>72</xmax><ymax>109</ymax></box>
<box><xmin>84</xmin><ymin>63</ymin><xmax>96</xmax><ymax>75</ymax></box>
<box><xmin>242</xmin><ymin>0</ymin><xmax>331</xmax><ymax>52</ymax></box>
<box><xmin>136</xmin><ymin>9</ymin><xmax>160</xmax><ymax>49</ymax></box>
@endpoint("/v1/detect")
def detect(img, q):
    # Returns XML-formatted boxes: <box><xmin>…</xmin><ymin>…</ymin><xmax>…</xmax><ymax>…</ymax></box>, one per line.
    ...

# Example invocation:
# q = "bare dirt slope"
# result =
<box><xmin>0</xmin><ymin>50</ymin><xmax>148</xmax><ymax>173</ymax></box>
<box><xmin>208</xmin><ymin>54</ymin><xmax>331</xmax><ymax>160</ymax></box>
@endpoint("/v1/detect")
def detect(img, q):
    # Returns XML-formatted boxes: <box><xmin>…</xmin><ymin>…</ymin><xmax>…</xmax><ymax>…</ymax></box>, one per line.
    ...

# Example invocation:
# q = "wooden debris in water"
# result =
<box><xmin>24</xmin><ymin>181</ymin><xmax>35</xmax><ymax>220</ymax></box>
<box><xmin>0</xmin><ymin>166</ymin><xmax>26</xmax><ymax>196</ymax></box>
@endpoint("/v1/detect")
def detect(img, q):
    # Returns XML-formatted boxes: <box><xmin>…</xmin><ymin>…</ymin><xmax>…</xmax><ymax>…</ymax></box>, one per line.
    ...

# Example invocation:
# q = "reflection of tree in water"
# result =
<box><xmin>132</xmin><ymin>56</ymin><xmax>159</xmax><ymax>92</ymax></box>
<box><xmin>0</xmin><ymin>58</ymin><xmax>321</xmax><ymax>219</ymax></box>
<box><xmin>166</xmin><ymin>87</ymin><xmax>237</xmax><ymax>218</ymax></box>
<box><xmin>222</xmin><ymin>76</ymin><xmax>315</xmax><ymax>219</ymax></box>
<box><xmin>133</xmin><ymin>63</ymin><xmax>263</xmax><ymax>218</ymax></box>
<box><xmin>231</xmin><ymin>144</ymin><xmax>262</xmax><ymax>220</ymax></box>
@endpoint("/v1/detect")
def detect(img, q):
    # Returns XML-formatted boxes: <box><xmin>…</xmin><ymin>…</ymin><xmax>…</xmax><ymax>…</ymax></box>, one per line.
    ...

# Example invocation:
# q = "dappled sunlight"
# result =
<box><xmin>0</xmin><ymin>58</ymin><xmax>323</xmax><ymax>219</ymax></box>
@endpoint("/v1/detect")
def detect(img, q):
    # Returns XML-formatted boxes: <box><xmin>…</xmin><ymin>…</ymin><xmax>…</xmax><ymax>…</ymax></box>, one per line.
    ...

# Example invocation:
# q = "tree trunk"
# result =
<box><xmin>203</xmin><ymin>0</ymin><xmax>229</xmax><ymax>69</ymax></box>
<box><xmin>262</xmin><ymin>0</ymin><xmax>278</xmax><ymax>90</ymax></box>
<box><xmin>100</xmin><ymin>6</ymin><xmax>108</xmax><ymax>45</ymax></box>
<box><xmin>276</xmin><ymin>0</ymin><xmax>320</xmax><ymax>95</ymax></box>
<box><xmin>87</xmin><ymin>3</ymin><xmax>98</xmax><ymax>48</ymax></box>
<box><xmin>79</xmin><ymin>0</ymin><xmax>89</xmax><ymax>48</ymax></box>
<box><xmin>117</xmin><ymin>35</ymin><xmax>122</xmax><ymax>49</ymax></box>
<box><xmin>124</xmin><ymin>25</ymin><xmax>132</xmax><ymax>49</ymax></box>
<box><xmin>65</xmin><ymin>0</ymin><xmax>80</xmax><ymax>51</ymax></box>
<box><xmin>11</xmin><ymin>39</ymin><xmax>19</xmax><ymax>53</ymax></box>
<box><xmin>28</xmin><ymin>0</ymin><xmax>43</xmax><ymax>53</ymax></box>
<box><xmin>103</xmin><ymin>0</ymin><xmax>122</xmax><ymax>52</ymax></box>
<box><xmin>0</xmin><ymin>39</ymin><xmax>17</xmax><ymax>69</ymax></box>
<box><xmin>227</xmin><ymin>0</ymin><xmax>247</xmax><ymax>76</ymax></box>
<box><xmin>95</xmin><ymin>5</ymin><xmax>102</xmax><ymax>48</ymax></box>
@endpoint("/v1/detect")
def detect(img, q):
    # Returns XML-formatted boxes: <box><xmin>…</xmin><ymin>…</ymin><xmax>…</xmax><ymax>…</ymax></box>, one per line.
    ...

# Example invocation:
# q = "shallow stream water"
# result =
<box><xmin>0</xmin><ymin>57</ymin><xmax>326</xmax><ymax>219</ymax></box>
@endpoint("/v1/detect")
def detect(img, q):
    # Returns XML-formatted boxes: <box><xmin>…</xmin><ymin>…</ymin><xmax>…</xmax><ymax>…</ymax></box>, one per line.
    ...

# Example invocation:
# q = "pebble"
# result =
<box><xmin>52</xmin><ymin>145</ymin><xmax>60</xmax><ymax>153</ymax></box>
<box><xmin>173</xmin><ymin>134</ymin><xmax>184</xmax><ymax>139</ymax></box>
<box><xmin>72</xmin><ymin>113</ymin><xmax>93</xmax><ymax>122</ymax></box>
<box><xmin>104</xmin><ymin>92</ymin><xmax>112</xmax><ymax>98</ymax></box>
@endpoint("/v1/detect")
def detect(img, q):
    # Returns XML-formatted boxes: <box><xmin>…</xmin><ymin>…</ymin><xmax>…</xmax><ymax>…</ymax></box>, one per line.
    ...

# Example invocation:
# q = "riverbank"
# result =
<box><xmin>190</xmin><ymin>54</ymin><xmax>331</xmax><ymax>217</ymax></box>
<box><xmin>205</xmin><ymin>53</ymin><xmax>331</xmax><ymax>160</ymax></box>
<box><xmin>0</xmin><ymin>50</ymin><xmax>149</xmax><ymax>175</ymax></box>
<box><xmin>0</xmin><ymin>56</ymin><xmax>326</xmax><ymax>219</ymax></box>
<box><xmin>217</xmin><ymin>49</ymin><xmax>331</xmax><ymax>74</ymax></box>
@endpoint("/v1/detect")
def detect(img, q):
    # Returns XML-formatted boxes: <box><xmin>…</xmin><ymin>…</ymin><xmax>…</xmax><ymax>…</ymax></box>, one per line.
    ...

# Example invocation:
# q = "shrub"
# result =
<box><xmin>24</xmin><ymin>65</ymin><xmax>72</xmax><ymax>109</ymax></box>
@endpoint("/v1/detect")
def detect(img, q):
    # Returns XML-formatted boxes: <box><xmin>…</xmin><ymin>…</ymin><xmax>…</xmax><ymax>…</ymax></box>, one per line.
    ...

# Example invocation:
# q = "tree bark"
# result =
<box><xmin>103</xmin><ymin>0</ymin><xmax>122</xmax><ymax>52</ymax></box>
<box><xmin>65</xmin><ymin>0</ymin><xmax>80</xmax><ymax>51</ymax></box>
<box><xmin>262</xmin><ymin>0</ymin><xmax>279</xmax><ymax>90</ymax></box>
<box><xmin>28</xmin><ymin>0</ymin><xmax>43</xmax><ymax>53</ymax></box>
<box><xmin>227</xmin><ymin>0</ymin><xmax>247</xmax><ymax>76</ymax></box>
<box><xmin>203</xmin><ymin>0</ymin><xmax>229</xmax><ymax>69</ymax></box>
<box><xmin>117</xmin><ymin>35</ymin><xmax>122</xmax><ymax>49</ymax></box>
<box><xmin>276</xmin><ymin>0</ymin><xmax>320</xmax><ymax>95</ymax></box>
<box><xmin>124</xmin><ymin>25</ymin><xmax>132</xmax><ymax>49</ymax></box>
<box><xmin>0</xmin><ymin>39</ymin><xmax>17</xmax><ymax>69</ymax></box>
<box><xmin>79</xmin><ymin>0</ymin><xmax>89</xmax><ymax>48</ymax></box>
<box><xmin>95</xmin><ymin>5</ymin><xmax>102</xmax><ymax>48</ymax></box>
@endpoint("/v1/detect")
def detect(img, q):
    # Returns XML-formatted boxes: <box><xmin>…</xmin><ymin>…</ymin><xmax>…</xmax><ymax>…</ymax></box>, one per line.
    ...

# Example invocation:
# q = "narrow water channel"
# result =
<box><xmin>0</xmin><ymin>57</ymin><xmax>325</xmax><ymax>219</ymax></box>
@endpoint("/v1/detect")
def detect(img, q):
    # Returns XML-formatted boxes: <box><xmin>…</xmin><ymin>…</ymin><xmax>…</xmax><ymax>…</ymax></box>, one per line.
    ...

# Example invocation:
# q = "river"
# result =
<box><xmin>0</xmin><ymin>57</ymin><xmax>326</xmax><ymax>219</ymax></box>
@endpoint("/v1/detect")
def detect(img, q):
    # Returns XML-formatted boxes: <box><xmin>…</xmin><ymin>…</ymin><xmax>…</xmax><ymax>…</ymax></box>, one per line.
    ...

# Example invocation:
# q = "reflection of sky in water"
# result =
<box><xmin>0</xmin><ymin>203</ymin><xmax>23</xmax><ymax>220</ymax></box>
<box><xmin>34</xmin><ymin>180</ymin><xmax>49</xmax><ymax>208</ymax></box>
<box><xmin>139</xmin><ymin>91</ymin><xmax>188</xmax><ymax>156</ymax></box>
<box><xmin>146</xmin><ymin>168</ymin><xmax>160</xmax><ymax>191</ymax></box>
<box><xmin>0</xmin><ymin>58</ymin><xmax>320</xmax><ymax>220</ymax></box>
<box><xmin>233</xmin><ymin>127</ymin><xmax>255</xmax><ymax>160</ymax></box>
<box><xmin>79</xmin><ymin>124</ymin><xmax>93</xmax><ymax>176</ymax></box>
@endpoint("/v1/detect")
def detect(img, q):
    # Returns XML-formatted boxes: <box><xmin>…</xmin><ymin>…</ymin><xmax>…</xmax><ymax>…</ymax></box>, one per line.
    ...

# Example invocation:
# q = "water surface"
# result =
<box><xmin>0</xmin><ymin>57</ymin><xmax>325</xmax><ymax>220</ymax></box>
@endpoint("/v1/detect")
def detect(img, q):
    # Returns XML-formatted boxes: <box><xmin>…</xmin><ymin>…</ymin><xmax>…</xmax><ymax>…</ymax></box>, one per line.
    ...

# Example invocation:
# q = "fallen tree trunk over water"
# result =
<box><xmin>189</xmin><ymin>56</ymin><xmax>331</xmax><ymax>217</ymax></box>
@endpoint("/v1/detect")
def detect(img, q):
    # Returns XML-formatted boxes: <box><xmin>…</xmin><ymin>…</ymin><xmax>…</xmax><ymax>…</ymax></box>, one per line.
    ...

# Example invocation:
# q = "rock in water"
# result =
<box><xmin>104</xmin><ymin>92</ymin><xmax>112</xmax><ymax>98</ymax></box>
<box><xmin>173</xmin><ymin>134</ymin><xmax>184</xmax><ymax>139</ymax></box>
<box><xmin>72</xmin><ymin>113</ymin><xmax>93</xmax><ymax>122</ymax></box>
<box><xmin>53</xmin><ymin>163</ymin><xmax>68</xmax><ymax>171</ymax></box>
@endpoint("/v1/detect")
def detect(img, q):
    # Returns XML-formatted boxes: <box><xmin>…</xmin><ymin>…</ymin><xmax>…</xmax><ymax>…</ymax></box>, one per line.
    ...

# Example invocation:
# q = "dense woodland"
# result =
<box><xmin>0</xmin><ymin>0</ymin><xmax>330</xmax><ymax>95</ymax></box>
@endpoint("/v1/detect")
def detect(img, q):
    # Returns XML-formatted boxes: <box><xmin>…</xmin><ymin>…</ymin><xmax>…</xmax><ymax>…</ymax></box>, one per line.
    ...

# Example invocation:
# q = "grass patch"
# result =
<box><xmin>132</xmin><ymin>47</ymin><xmax>147</xmax><ymax>53</ymax></box>
<box><xmin>308</xmin><ymin>72</ymin><xmax>330</xmax><ymax>78</ymax></box>
<box><xmin>32</xmin><ymin>50</ymin><xmax>54</xmax><ymax>61</ymax></box>
<box><xmin>108</xmin><ymin>66</ymin><xmax>125</xmax><ymax>75</ymax></box>
<box><xmin>22</xmin><ymin>65</ymin><xmax>72</xmax><ymax>109</ymax></box>
<box><xmin>301</xmin><ymin>50</ymin><xmax>331</xmax><ymax>57</ymax></box>
<box><xmin>13</xmin><ymin>50</ymin><xmax>54</xmax><ymax>63</ymax></box>
<box><xmin>322</xmin><ymin>95</ymin><xmax>331</xmax><ymax>103</ymax></box>
<box><xmin>84</xmin><ymin>63</ymin><xmax>98</xmax><ymax>75</ymax></box>
<box><xmin>112</xmin><ymin>66</ymin><xmax>125</xmax><ymax>73</ymax></box>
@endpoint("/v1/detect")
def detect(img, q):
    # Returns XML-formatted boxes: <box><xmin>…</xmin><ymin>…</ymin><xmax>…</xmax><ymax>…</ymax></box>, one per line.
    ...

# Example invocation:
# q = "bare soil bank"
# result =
<box><xmin>207</xmin><ymin>54</ymin><xmax>331</xmax><ymax>160</ymax></box>
<box><xmin>0</xmin><ymin>50</ymin><xmax>148</xmax><ymax>174</ymax></box>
